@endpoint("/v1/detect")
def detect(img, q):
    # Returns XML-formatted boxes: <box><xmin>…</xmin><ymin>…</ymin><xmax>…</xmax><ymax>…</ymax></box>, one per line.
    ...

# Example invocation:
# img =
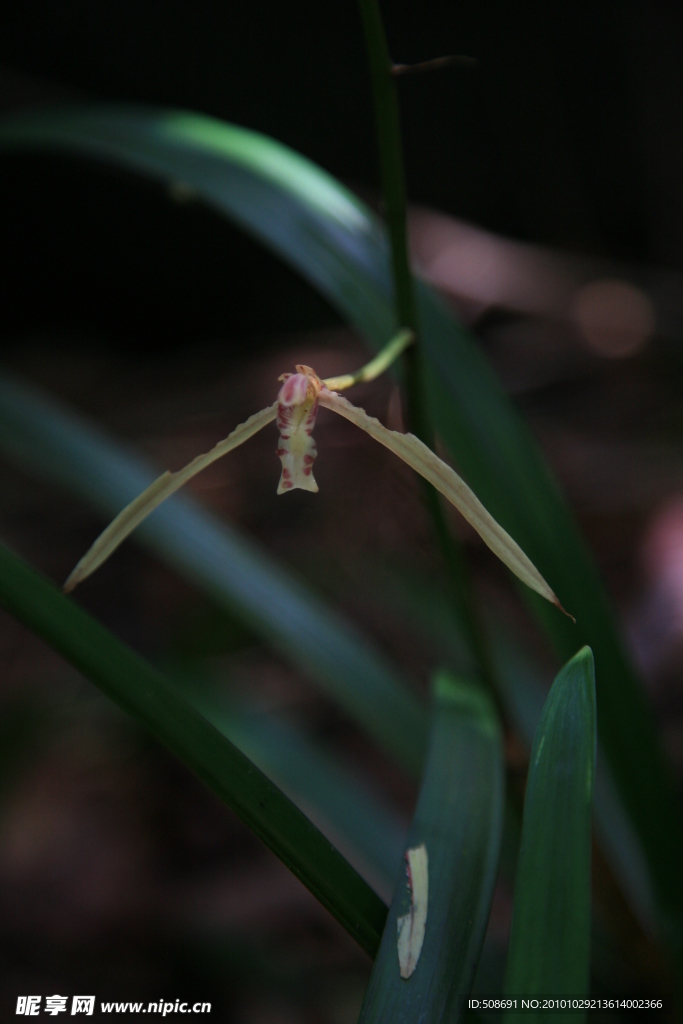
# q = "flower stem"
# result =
<box><xmin>323</xmin><ymin>328</ymin><xmax>414</xmax><ymax>392</ymax></box>
<box><xmin>356</xmin><ymin>0</ymin><xmax>500</xmax><ymax>701</ymax></box>
<box><xmin>356</xmin><ymin>0</ymin><xmax>416</xmax><ymax>335</ymax></box>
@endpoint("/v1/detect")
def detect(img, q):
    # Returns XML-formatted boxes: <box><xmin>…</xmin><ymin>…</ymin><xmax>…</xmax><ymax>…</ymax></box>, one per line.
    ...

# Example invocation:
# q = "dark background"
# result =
<box><xmin>1</xmin><ymin>1</ymin><xmax>682</xmax><ymax>350</ymax></box>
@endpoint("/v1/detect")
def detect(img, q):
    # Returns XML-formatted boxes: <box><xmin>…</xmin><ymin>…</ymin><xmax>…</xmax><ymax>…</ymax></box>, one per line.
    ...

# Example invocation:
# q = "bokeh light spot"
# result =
<box><xmin>573</xmin><ymin>279</ymin><xmax>656</xmax><ymax>357</ymax></box>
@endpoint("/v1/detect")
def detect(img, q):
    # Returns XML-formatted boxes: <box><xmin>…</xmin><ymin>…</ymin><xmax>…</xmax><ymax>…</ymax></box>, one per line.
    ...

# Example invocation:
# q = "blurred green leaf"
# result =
<box><xmin>0</xmin><ymin>372</ymin><xmax>427</xmax><ymax>774</ymax></box>
<box><xmin>504</xmin><ymin>647</ymin><xmax>596</xmax><ymax>1014</ymax></box>
<box><xmin>358</xmin><ymin>674</ymin><xmax>504</xmax><ymax>1022</ymax></box>
<box><xmin>0</xmin><ymin>541</ymin><xmax>387</xmax><ymax>956</ymax></box>
<box><xmin>0</xmin><ymin>107</ymin><xmax>680</xmax><ymax>952</ymax></box>
<box><xmin>422</xmin><ymin>366</ymin><xmax>680</xmax><ymax>953</ymax></box>
<box><xmin>491</xmin><ymin>634</ymin><xmax>657</xmax><ymax>937</ymax></box>
<box><xmin>175</xmin><ymin>669</ymin><xmax>407</xmax><ymax>897</ymax></box>
<box><xmin>341</xmin><ymin>559</ymin><xmax>658</xmax><ymax>936</ymax></box>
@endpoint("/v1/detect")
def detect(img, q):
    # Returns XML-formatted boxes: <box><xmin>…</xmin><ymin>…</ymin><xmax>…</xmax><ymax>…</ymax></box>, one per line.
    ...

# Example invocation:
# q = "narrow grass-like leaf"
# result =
<box><xmin>358</xmin><ymin>674</ymin><xmax>504</xmax><ymax>1022</ymax></box>
<box><xmin>0</xmin><ymin>108</ymin><xmax>680</xmax><ymax>948</ymax></box>
<box><xmin>0</xmin><ymin>542</ymin><xmax>387</xmax><ymax>956</ymax></box>
<box><xmin>504</xmin><ymin>647</ymin><xmax>596</xmax><ymax>1013</ymax></box>
<box><xmin>422</xmin><ymin>356</ymin><xmax>682</xmax><ymax>953</ymax></box>
<box><xmin>490</xmin><ymin>635</ymin><xmax>657</xmax><ymax>936</ymax></box>
<box><xmin>0</xmin><ymin>373</ymin><xmax>427</xmax><ymax>774</ymax></box>
<box><xmin>179</xmin><ymin>675</ymin><xmax>406</xmax><ymax>897</ymax></box>
<box><xmin>355</xmin><ymin>561</ymin><xmax>658</xmax><ymax>933</ymax></box>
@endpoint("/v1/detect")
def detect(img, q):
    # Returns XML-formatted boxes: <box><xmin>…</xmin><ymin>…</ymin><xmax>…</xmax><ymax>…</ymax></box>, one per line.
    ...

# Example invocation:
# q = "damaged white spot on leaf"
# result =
<box><xmin>397</xmin><ymin>843</ymin><xmax>428</xmax><ymax>979</ymax></box>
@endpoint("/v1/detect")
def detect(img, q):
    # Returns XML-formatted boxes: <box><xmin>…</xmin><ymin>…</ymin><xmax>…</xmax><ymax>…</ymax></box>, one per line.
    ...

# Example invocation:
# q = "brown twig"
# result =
<box><xmin>391</xmin><ymin>54</ymin><xmax>477</xmax><ymax>76</ymax></box>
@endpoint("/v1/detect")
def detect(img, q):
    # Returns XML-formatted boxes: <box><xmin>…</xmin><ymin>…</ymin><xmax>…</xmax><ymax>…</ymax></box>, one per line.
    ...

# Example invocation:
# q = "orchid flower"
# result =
<box><xmin>63</xmin><ymin>330</ymin><xmax>568</xmax><ymax>616</ymax></box>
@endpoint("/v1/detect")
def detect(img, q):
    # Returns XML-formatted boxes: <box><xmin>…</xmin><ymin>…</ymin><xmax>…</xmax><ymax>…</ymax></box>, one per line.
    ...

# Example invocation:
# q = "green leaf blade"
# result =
<box><xmin>0</xmin><ymin>542</ymin><xmax>387</xmax><ymax>956</ymax></box>
<box><xmin>491</xmin><ymin>633</ymin><xmax>657</xmax><ymax>936</ymax></box>
<box><xmin>183</xmin><ymin>680</ymin><xmax>407</xmax><ymax>896</ymax></box>
<box><xmin>0</xmin><ymin>105</ymin><xmax>396</xmax><ymax>343</ymax></box>
<box><xmin>1</xmin><ymin>106</ymin><xmax>681</xmax><ymax>956</ymax></box>
<box><xmin>358</xmin><ymin>674</ymin><xmax>505</xmax><ymax>1023</ymax></box>
<box><xmin>504</xmin><ymin>647</ymin><xmax>597</xmax><ymax>1011</ymax></box>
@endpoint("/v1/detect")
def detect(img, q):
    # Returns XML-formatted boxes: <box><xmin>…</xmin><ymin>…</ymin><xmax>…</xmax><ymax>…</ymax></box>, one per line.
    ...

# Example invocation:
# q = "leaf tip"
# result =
<box><xmin>554</xmin><ymin>596</ymin><xmax>576</xmax><ymax>623</ymax></box>
<box><xmin>571</xmin><ymin>645</ymin><xmax>594</xmax><ymax>670</ymax></box>
<box><xmin>63</xmin><ymin>571</ymin><xmax>80</xmax><ymax>594</ymax></box>
<box><xmin>433</xmin><ymin>671</ymin><xmax>498</xmax><ymax>725</ymax></box>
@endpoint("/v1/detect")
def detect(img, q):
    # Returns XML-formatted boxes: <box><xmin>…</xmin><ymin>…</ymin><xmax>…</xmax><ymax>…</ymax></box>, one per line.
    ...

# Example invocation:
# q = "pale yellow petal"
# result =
<box><xmin>319</xmin><ymin>390</ymin><xmax>567</xmax><ymax>613</ymax></box>
<box><xmin>64</xmin><ymin>403</ymin><xmax>277</xmax><ymax>593</ymax></box>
